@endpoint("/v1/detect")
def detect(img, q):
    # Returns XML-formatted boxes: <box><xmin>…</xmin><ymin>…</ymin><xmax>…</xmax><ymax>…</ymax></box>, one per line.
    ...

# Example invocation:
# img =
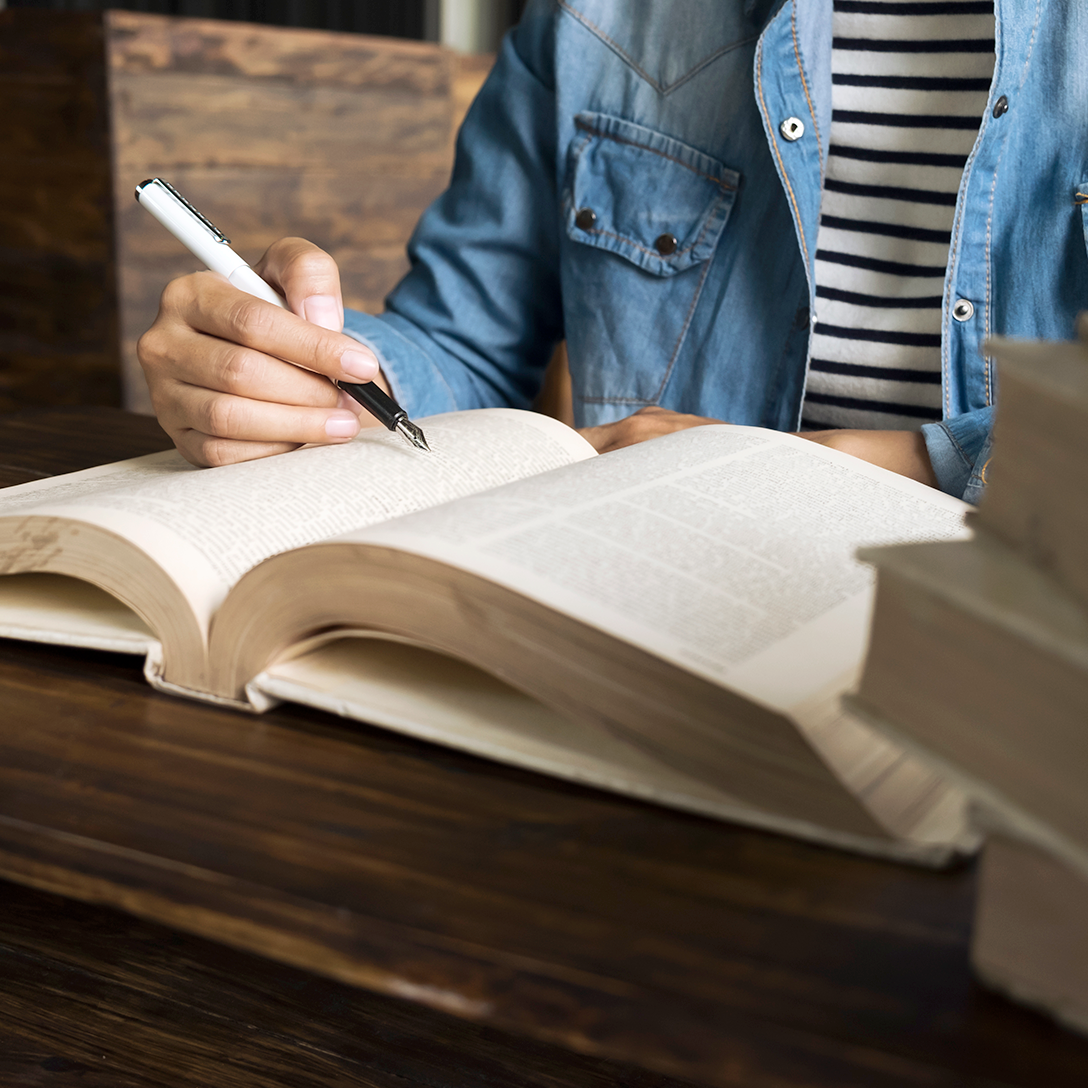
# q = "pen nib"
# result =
<box><xmin>396</xmin><ymin>418</ymin><xmax>430</xmax><ymax>452</ymax></box>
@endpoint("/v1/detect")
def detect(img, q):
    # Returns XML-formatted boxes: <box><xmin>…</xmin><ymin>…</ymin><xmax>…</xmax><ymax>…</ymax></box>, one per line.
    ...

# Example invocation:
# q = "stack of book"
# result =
<box><xmin>850</xmin><ymin>317</ymin><xmax>1088</xmax><ymax>1035</ymax></box>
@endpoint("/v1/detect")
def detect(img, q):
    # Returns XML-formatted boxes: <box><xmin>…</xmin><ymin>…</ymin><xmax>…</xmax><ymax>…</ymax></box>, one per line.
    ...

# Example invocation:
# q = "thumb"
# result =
<box><xmin>255</xmin><ymin>237</ymin><xmax>344</xmax><ymax>332</ymax></box>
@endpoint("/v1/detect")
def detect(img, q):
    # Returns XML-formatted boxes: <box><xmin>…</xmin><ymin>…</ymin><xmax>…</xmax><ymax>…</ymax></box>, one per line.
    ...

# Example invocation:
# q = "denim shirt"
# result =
<box><xmin>343</xmin><ymin>0</ymin><xmax>1088</xmax><ymax>501</ymax></box>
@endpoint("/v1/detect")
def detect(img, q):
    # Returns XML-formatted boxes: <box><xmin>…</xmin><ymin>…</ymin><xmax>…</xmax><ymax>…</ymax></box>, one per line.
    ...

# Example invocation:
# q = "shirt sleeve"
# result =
<box><xmin>921</xmin><ymin>405</ymin><xmax>995</xmax><ymax>504</ymax></box>
<box><xmin>342</xmin><ymin>0</ymin><xmax>562</xmax><ymax>418</ymax></box>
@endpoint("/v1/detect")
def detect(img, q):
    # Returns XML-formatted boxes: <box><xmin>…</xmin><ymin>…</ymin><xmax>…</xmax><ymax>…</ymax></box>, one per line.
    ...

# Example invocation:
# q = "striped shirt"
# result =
<box><xmin>800</xmin><ymin>0</ymin><xmax>995</xmax><ymax>431</ymax></box>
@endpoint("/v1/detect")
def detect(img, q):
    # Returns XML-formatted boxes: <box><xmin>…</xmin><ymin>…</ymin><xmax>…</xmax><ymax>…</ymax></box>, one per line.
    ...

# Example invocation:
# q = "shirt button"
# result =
<box><xmin>779</xmin><ymin>117</ymin><xmax>805</xmax><ymax>141</ymax></box>
<box><xmin>654</xmin><ymin>233</ymin><xmax>678</xmax><ymax>256</ymax></box>
<box><xmin>952</xmin><ymin>298</ymin><xmax>975</xmax><ymax>321</ymax></box>
<box><xmin>992</xmin><ymin>95</ymin><xmax>1009</xmax><ymax>118</ymax></box>
<box><xmin>575</xmin><ymin>207</ymin><xmax>597</xmax><ymax>230</ymax></box>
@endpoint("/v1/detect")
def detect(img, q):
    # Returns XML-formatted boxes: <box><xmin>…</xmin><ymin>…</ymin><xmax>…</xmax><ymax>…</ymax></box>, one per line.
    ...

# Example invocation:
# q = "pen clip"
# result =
<box><xmin>136</xmin><ymin>178</ymin><xmax>231</xmax><ymax>245</ymax></box>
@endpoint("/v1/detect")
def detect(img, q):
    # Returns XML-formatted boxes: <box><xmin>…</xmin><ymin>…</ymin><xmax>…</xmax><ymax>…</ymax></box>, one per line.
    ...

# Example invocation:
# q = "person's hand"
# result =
<box><xmin>578</xmin><ymin>406</ymin><xmax>723</xmax><ymax>453</ymax></box>
<box><xmin>796</xmin><ymin>429</ymin><xmax>938</xmax><ymax>487</ymax></box>
<box><xmin>138</xmin><ymin>238</ymin><xmax>387</xmax><ymax>467</ymax></box>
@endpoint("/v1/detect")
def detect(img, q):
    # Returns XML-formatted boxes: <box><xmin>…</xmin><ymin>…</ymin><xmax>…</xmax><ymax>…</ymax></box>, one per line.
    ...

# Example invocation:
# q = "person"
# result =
<box><xmin>138</xmin><ymin>0</ymin><xmax>1088</xmax><ymax>504</ymax></box>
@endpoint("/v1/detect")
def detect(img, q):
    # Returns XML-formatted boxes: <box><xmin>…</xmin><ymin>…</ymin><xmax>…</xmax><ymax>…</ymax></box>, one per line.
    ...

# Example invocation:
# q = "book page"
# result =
<box><xmin>254</xmin><ymin>636</ymin><xmax>956</xmax><ymax>860</ymax></box>
<box><xmin>0</xmin><ymin>410</ymin><xmax>593</xmax><ymax>635</ymax></box>
<box><xmin>0</xmin><ymin>573</ymin><xmax>155</xmax><ymax>654</ymax></box>
<box><xmin>344</xmin><ymin>426</ymin><xmax>970</xmax><ymax>715</ymax></box>
<box><xmin>256</xmin><ymin>637</ymin><xmax>774</xmax><ymax>821</ymax></box>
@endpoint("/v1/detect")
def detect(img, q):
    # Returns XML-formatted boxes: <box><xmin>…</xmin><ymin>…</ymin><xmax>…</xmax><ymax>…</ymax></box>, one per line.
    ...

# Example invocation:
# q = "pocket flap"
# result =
<box><xmin>565</xmin><ymin>112</ymin><xmax>740</xmax><ymax>277</ymax></box>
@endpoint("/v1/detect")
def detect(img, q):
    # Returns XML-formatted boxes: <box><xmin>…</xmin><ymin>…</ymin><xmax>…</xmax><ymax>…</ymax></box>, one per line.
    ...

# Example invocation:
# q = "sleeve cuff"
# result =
<box><xmin>342</xmin><ymin>309</ymin><xmax>461</xmax><ymax>418</ymax></box>
<box><xmin>921</xmin><ymin>405</ymin><xmax>995</xmax><ymax>504</ymax></box>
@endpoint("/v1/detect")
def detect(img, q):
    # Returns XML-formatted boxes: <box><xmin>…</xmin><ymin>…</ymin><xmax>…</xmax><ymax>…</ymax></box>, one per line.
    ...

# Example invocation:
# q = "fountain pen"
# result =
<box><xmin>135</xmin><ymin>177</ymin><xmax>430</xmax><ymax>452</ymax></box>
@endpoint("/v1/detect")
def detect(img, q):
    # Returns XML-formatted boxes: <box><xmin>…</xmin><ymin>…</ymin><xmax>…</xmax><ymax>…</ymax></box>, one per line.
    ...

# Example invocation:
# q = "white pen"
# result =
<box><xmin>134</xmin><ymin>178</ymin><xmax>430</xmax><ymax>451</ymax></box>
<box><xmin>136</xmin><ymin>177</ymin><xmax>288</xmax><ymax>309</ymax></box>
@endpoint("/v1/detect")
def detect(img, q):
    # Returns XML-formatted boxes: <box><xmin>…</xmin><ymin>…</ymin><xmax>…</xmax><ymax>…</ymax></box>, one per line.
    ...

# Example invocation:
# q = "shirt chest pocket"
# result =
<box><xmin>561</xmin><ymin>112</ymin><xmax>741</xmax><ymax>413</ymax></box>
<box><xmin>565</xmin><ymin>112</ymin><xmax>739</xmax><ymax>274</ymax></box>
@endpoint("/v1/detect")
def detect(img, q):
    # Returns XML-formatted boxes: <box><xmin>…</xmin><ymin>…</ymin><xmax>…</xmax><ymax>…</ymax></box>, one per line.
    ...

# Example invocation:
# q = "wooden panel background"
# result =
<box><xmin>0</xmin><ymin>12</ymin><xmax>121</xmax><ymax>412</ymax></box>
<box><xmin>0</xmin><ymin>10</ymin><xmax>491</xmax><ymax>414</ymax></box>
<box><xmin>108</xmin><ymin>11</ymin><xmax>491</xmax><ymax>413</ymax></box>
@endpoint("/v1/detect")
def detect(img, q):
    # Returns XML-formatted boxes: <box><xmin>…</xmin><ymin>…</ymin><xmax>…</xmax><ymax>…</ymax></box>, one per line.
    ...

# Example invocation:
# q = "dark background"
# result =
<box><xmin>2</xmin><ymin>0</ymin><xmax>527</xmax><ymax>42</ymax></box>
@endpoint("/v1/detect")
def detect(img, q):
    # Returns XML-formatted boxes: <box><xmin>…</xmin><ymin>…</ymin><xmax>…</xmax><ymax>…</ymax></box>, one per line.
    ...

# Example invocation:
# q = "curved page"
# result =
<box><xmin>0</xmin><ymin>410</ymin><xmax>593</xmax><ymax>687</ymax></box>
<box><xmin>343</xmin><ymin>426</ymin><xmax>969</xmax><ymax>706</ymax></box>
<box><xmin>334</xmin><ymin>425</ymin><xmax>971</xmax><ymax>831</ymax></box>
<box><xmin>0</xmin><ymin>573</ymin><xmax>154</xmax><ymax>654</ymax></box>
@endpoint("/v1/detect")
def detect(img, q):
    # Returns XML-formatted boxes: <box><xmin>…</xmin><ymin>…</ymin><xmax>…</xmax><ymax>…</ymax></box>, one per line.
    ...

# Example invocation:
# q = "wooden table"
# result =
<box><xmin>2</xmin><ymin>408</ymin><xmax>1088</xmax><ymax>1087</ymax></box>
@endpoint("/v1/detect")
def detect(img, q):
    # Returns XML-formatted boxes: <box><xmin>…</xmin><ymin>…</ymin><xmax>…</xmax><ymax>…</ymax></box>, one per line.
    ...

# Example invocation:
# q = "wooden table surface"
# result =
<box><xmin>2</xmin><ymin>408</ymin><xmax>1088</xmax><ymax>1087</ymax></box>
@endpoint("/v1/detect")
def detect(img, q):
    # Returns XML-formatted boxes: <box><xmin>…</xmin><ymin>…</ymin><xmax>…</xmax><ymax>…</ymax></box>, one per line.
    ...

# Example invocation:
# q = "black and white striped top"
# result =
<box><xmin>800</xmin><ymin>0</ymin><xmax>995</xmax><ymax>432</ymax></box>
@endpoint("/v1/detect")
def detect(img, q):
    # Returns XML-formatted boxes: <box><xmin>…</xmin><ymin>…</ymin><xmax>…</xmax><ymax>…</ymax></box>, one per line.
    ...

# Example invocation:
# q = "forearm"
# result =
<box><xmin>354</xmin><ymin>5</ymin><xmax>564</xmax><ymax>417</ymax></box>
<box><xmin>793</xmin><ymin>429</ymin><xmax>939</xmax><ymax>488</ymax></box>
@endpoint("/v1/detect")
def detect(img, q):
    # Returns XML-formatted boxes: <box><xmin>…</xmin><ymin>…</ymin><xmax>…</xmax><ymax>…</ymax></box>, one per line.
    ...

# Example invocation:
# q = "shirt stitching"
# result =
<box><xmin>982</xmin><ymin>0</ymin><xmax>1040</xmax><ymax>407</ymax></box>
<box><xmin>984</xmin><ymin>149</ymin><xmax>1005</xmax><ymax>406</ymax></box>
<box><xmin>755</xmin><ymin>32</ymin><xmax>810</xmax><ymax>270</ymax></box>
<box><xmin>944</xmin><ymin>5</ymin><xmax>1004</xmax><ymax>416</ymax></box>
<box><xmin>557</xmin><ymin>0</ymin><xmax>756</xmax><ymax>95</ymax></box>
<box><xmin>1015</xmin><ymin>0</ymin><xmax>1043</xmax><ymax>94</ymax></box>
<box><xmin>578</xmin><ymin>223</ymin><xmax>692</xmax><ymax>260</ymax></box>
<box><xmin>653</xmin><ymin>256</ymin><xmax>715</xmax><ymax>402</ymax></box>
<box><xmin>790</xmin><ymin>2</ymin><xmax>824</xmax><ymax>177</ymax></box>
<box><xmin>575</xmin><ymin>192</ymin><xmax>726</xmax><ymax>262</ymax></box>
<box><xmin>557</xmin><ymin>2</ymin><xmax>658</xmax><ymax>86</ymax></box>
<box><xmin>573</xmin><ymin>119</ymin><xmax>736</xmax><ymax>191</ymax></box>
<box><xmin>579</xmin><ymin>240</ymin><xmax>716</xmax><ymax>408</ymax></box>
<box><xmin>944</xmin><ymin>421</ymin><xmax>974</xmax><ymax>469</ymax></box>
<box><xmin>581</xmin><ymin>395</ymin><xmax>657</xmax><ymax>405</ymax></box>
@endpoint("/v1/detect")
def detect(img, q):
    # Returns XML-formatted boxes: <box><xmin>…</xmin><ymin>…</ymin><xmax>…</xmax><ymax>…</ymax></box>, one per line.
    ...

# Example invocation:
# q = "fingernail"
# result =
<box><xmin>302</xmin><ymin>295</ymin><xmax>342</xmax><ymax>331</ymax></box>
<box><xmin>325</xmin><ymin>413</ymin><xmax>360</xmax><ymax>439</ymax></box>
<box><xmin>340</xmin><ymin>348</ymin><xmax>379</xmax><ymax>382</ymax></box>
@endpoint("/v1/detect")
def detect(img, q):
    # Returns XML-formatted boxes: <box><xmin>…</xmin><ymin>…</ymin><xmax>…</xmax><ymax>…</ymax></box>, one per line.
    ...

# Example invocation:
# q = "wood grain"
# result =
<box><xmin>105</xmin><ymin>10</ymin><xmax>450</xmax><ymax>91</ymax></box>
<box><xmin>106</xmin><ymin>12</ymin><xmax>488</xmax><ymax>414</ymax></box>
<box><xmin>0</xmin><ymin>11</ymin><xmax>491</xmax><ymax>414</ymax></box>
<box><xmin>1</xmin><ymin>408</ymin><xmax>1088</xmax><ymax>1086</ymax></box>
<box><xmin>0</xmin><ymin>407</ymin><xmax>169</xmax><ymax>488</ymax></box>
<box><xmin>0</xmin><ymin>878</ymin><xmax>698</xmax><ymax>1088</ymax></box>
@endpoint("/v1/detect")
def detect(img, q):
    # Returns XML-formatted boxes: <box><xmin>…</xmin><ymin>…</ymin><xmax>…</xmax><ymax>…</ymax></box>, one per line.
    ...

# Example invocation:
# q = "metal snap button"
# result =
<box><xmin>779</xmin><ymin>117</ymin><xmax>805</xmax><ymax>141</ymax></box>
<box><xmin>654</xmin><ymin>233</ymin><xmax>678</xmax><ymax>256</ymax></box>
<box><xmin>575</xmin><ymin>207</ymin><xmax>597</xmax><ymax>230</ymax></box>
<box><xmin>952</xmin><ymin>298</ymin><xmax>975</xmax><ymax>321</ymax></box>
<box><xmin>992</xmin><ymin>95</ymin><xmax>1009</xmax><ymax>118</ymax></box>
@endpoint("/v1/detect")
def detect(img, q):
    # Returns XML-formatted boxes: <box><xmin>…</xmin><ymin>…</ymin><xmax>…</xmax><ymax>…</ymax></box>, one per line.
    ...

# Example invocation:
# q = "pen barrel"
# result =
<box><xmin>137</xmin><ymin>181</ymin><xmax>246</xmax><ymax>277</ymax></box>
<box><xmin>228</xmin><ymin>266</ymin><xmax>287</xmax><ymax>309</ymax></box>
<box><xmin>338</xmin><ymin>381</ymin><xmax>405</xmax><ymax>431</ymax></box>
<box><xmin>135</xmin><ymin>179</ymin><xmax>413</xmax><ymax>438</ymax></box>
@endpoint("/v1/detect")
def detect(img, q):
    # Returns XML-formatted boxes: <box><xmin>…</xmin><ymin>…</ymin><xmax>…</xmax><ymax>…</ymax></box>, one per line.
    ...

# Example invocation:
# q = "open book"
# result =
<box><xmin>0</xmin><ymin>408</ymin><xmax>974</xmax><ymax>862</ymax></box>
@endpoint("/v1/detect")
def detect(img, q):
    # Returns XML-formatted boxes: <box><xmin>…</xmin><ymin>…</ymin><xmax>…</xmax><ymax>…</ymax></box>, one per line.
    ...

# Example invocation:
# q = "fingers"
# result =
<box><xmin>173</xmin><ymin>433</ymin><xmax>304</xmax><ymax>469</ymax></box>
<box><xmin>256</xmin><ymin>237</ymin><xmax>345</xmax><ymax>332</ymax></box>
<box><xmin>158</xmin><ymin>271</ymin><xmax>377</xmax><ymax>385</ymax></box>
<box><xmin>579</xmin><ymin>407</ymin><xmax>722</xmax><ymax>454</ymax></box>
<box><xmin>144</xmin><ymin>321</ymin><xmax>345</xmax><ymax>409</ymax></box>
<box><xmin>173</xmin><ymin>381</ymin><xmax>359</xmax><ymax>444</ymax></box>
<box><xmin>161</xmin><ymin>388</ymin><xmax>373</xmax><ymax>469</ymax></box>
<box><xmin>137</xmin><ymin>237</ymin><xmax>388</xmax><ymax>467</ymax></box>
<box><xmin>151</xmin><ymin>376</ymin><xmax>366</xmax><ymax>467</ymax></box>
